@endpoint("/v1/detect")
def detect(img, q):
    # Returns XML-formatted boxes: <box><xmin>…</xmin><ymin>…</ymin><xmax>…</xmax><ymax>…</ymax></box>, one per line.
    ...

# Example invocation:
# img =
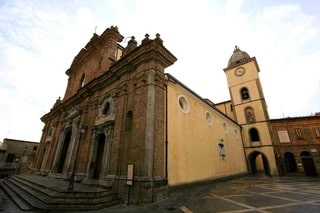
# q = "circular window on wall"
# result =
<box><xmin>178</xmin><ymin>95</ymin><xmax>190</xmax><ymax>113</ymax></box>
<box><xmin>101</xmin><ymin>96</ymin><xmax>114</xmax><ymax>117</ymax></box>
<box><xmin>205</xmin><ymin>111</ymin><xmax>213</xmax><ymax>125</ymax></box>
<box><xmin>223</xmin><ymin>122</ymin><xmax>228</xmax><ymax>133</ymax></box>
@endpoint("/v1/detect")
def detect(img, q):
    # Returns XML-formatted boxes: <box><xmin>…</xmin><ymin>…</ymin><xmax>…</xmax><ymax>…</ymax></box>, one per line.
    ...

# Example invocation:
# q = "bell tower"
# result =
<box><xmin>223</xmin><ymin>46</ymin><xmax>279</xmax><ymax>176</ymax></box>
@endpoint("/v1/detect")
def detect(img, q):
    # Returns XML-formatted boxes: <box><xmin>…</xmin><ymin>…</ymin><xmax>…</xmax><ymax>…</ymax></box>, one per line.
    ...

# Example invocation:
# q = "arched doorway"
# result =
<box><xmin>284</xmin><ymin>152</ymin><xmax>297</xmax><ymax>173</ymax></box>
<box><xmin>91</xmin><ymin>133</ymin><xmax>106</xmax><ymax>179</ymax></box>
<box><xmin>300</xmin><ymin>151</ymin><xmax>317</xmax><ymax>176</ymax></box>
<box><xmin>249</xmin><ymin>151</ymin><xmax>270</xmax><ymax>176</ymax></box>
<box><xmin>57</xmin><ymin>130</ymin><xmax>72</xmax><ymax>173</ymax></box>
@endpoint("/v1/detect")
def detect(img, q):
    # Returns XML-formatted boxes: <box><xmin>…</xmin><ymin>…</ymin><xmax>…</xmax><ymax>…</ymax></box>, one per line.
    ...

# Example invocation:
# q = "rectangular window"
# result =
<box><xmin>6</xmin><ymin>154</ymin><xmax>15</xmax><ymax>162</ymax></box>
<box><xmin>314</xmin><ymin>127</ymin><xmax>320</xmax><ymax>138</ymax></box>
<box><xmin>295</xmin><ymin>128</ymin><xmax>303</xmax><ymax>139</ymax></box>
<box><xmin>48</xmin><ymin>128</ymin><xmax>52</xmax><ymax>136</ymax></box>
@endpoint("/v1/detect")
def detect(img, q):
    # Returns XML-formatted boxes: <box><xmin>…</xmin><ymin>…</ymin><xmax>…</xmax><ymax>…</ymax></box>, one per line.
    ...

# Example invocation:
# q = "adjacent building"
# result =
<box><xmin>0</xmin><ymin>138</ymin><xmax>39</xmax><ymax>177</ymax></box>
<box><xmin>271</xmin><ymin>115</ymin><xmax>320</xmax><ymax>176</ymax></box>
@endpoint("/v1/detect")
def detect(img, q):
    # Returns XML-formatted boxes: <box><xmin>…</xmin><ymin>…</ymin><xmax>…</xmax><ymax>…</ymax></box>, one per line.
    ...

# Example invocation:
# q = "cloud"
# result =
<box><xmin>226</xmin><ymin>0</ymin><xmax>244</xmax><ymax>16</ymax></box>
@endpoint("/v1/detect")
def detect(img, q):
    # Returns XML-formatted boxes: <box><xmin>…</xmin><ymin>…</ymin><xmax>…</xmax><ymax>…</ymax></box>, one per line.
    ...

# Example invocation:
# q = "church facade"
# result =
<box><xmin>32</xmin><ymin>26</ymin><xmax>319</xmax><ymax>204</ymax></box>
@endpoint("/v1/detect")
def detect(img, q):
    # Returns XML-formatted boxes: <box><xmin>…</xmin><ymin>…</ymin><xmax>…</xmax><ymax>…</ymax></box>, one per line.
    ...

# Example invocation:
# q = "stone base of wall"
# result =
<box><xmin>112</xmin><ymin>175</ymin><xmax>168</xmax><ymax>205</ymax></box>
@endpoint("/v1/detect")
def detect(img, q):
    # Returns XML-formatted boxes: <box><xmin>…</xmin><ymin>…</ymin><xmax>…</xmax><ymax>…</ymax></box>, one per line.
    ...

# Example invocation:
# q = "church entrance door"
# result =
<box><xmin>57</xmin><ymin>130</ymin><xmax>72</xmax><ymax>173</ymax></box>
<box><xmin>92</xmin><ymin>134</ymin><xmax>106</xmax><ymax>179</ymax></box>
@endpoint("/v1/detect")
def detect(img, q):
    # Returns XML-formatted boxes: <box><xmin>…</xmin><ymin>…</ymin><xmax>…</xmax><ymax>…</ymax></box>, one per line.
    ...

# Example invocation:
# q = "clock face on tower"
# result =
<box><xmin>235</xmin><ymin>67</ymin><xmax>246</xmax><ymax>76</ymax></box>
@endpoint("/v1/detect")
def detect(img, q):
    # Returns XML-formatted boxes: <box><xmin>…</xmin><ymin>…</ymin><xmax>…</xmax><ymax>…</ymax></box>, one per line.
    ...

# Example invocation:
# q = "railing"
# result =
<box><xmin>0</xmin><ymin>162</ymin><xmax>17</xmax><ymax>169</ymax></box>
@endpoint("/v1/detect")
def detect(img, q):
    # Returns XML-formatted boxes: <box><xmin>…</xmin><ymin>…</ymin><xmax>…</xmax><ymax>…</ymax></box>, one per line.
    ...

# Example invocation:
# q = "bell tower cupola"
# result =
<box><xmin>228</xmin><ymin>45</ymin><xmax>250</xmax><ymax>67</ymax></box>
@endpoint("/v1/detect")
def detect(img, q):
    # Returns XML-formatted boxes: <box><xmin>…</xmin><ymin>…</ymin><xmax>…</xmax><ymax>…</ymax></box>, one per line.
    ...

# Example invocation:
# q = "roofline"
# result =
<box><xmin>214</xmin><ymin>100</ymin><xmax>232</xmax><ymax>105</ymax></box>
<box><xmin>165</xmin><ymin>73</ymin><xmax>241</xmax><ymax>128</ymax></box>
<box><xmin>3</xmin><ymin>138</ymin><xmax>39</xmax><ymax>144</ymax></box>
<box><xmin>270</xmin><ymin>115</ymin><xmax>320</xmax><ymax>122</ymax></box>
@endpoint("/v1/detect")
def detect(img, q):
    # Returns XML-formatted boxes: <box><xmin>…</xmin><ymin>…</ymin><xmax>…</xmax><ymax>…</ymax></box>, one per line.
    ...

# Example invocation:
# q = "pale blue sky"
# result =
<box><xmin>1</xmin><ymin>0</ymin><xmax>320</xmax><ymax>142</ymax></box>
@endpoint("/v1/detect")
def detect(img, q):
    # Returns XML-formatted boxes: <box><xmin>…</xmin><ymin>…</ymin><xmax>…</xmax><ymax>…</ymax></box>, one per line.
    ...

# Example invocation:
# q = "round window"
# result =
<box><xmin>205</xmin><ymin>111</ymin><xmax>213</xmax><ymax>125</ymax></box>
<box><xmin>178</xmin><ymin>95</ymin><xmax>190</xmax><ymax>113</ymax></box>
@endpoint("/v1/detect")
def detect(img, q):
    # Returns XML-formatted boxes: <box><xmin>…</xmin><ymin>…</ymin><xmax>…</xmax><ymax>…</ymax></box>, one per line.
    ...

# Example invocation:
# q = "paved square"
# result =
<box><xmin>1</xmin><ymin>176</ymin><xmax>320</xmax><ymax>212</ymax></box>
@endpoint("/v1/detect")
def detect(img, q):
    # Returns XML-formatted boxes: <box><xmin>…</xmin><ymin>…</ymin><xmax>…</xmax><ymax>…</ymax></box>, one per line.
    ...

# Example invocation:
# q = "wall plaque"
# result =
<box><xmin>277</xmin><ymin>130</ymin><xmax>290</xmax><ymax>143</ymax></box>
<box><xmin>127</xmin><ymin>164</ymin><xmax>134</xmax><ymax>186</ymax></box>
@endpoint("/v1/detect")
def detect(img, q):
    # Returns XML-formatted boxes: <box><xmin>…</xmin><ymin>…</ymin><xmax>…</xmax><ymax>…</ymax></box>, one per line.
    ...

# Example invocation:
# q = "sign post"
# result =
<box><xmin>126</xmin><ymin>164</ymin><xmax>134</xmax><ymax>205</ymax></box>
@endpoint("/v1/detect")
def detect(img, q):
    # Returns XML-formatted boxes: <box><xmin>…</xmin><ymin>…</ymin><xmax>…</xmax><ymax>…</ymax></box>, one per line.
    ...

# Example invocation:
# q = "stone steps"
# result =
<box><xmin>0</xmin><ymin>174</ymin><xmax>120</xmax><ymax>211</ymax></box>
<box><xmin>1</xmin><ymin>181</ymin><xmax>34</xmax><ymax>211</ymax></box>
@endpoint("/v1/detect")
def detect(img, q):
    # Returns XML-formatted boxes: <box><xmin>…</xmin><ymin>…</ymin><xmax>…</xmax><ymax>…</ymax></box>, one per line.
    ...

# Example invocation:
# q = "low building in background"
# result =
<box><xmin>271</xmin><ymin>115</ymin><xmax>320</xmax><ymax>176</ymax></box>
<box><xmin>0</xmin><ymin>138</ymin><xmax>39</xmax><ymax>177</ymax></box>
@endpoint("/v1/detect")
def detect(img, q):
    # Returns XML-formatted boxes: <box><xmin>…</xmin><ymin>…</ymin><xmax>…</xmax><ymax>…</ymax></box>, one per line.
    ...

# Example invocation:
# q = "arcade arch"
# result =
<box><xmin>248</xmin><ymin>151</ymin><xmax>270</xmax><ymax>176</ymax></box>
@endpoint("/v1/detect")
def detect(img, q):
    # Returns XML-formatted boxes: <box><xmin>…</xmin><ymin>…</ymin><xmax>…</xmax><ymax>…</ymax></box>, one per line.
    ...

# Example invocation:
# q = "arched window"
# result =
<box><xmin>125</xmin><ymin>111</ymin><xmax>133</xmax><ymax>131</ymax></box>
<box><xmin>79</xmin><ymin>73</ymin><xmax>85</xmax><ymax>89</ymax></box>
<box><xmin>101</xmin><ymin>97</ymin><xmax>114</xmax><ymax>117</ymax></box>
<box><xmin>249</xmin><ymin>128</ymin><xmax>260</xmax><ymax>142</ymax></box>
<box><xmin>240</xmin><ymin>87</ymin><xmax>250</xmax><ymax>100</ymax></box>
<box><xmin>245</xmin><ymin>107</ymin><xmax>255</xmax><ymax>123</ymax></box>
<box><xmin>102</xmin><ymin>101</ymin><xmax>111</xmax><ymax>115</ymax></box>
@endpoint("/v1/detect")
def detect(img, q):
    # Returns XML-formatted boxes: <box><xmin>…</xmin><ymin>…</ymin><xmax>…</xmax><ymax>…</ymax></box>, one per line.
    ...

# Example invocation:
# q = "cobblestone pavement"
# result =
<box><xmin>1</xmin><ymin>175</ymin><xmax>320</xmax><ymax>212</ymax></box>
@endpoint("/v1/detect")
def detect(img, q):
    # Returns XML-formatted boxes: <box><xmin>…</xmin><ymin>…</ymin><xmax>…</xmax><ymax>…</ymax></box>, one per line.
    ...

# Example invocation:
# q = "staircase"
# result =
<box><xmin>0</xmin><ymin>174</ymin><xmax>120</xmax><ymax>211</ymax></box>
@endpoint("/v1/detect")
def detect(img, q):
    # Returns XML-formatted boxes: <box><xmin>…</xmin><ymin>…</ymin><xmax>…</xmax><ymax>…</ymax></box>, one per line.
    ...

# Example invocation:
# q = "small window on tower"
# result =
<box><xmin>240</xmin><ymin>87</ymin><xmax>250</xmax><ymax>100</ymax></box>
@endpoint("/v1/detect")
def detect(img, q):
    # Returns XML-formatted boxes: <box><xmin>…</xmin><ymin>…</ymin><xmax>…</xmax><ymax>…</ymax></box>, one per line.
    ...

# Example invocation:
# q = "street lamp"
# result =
<box><xmin>68</xmin><ymin>125</ymin><xmax>86</xmax><ymax>191</ymax></box>
<box><xmin>17</xmin><ymin>147</ymin><xmax>27</xmax><ymax>174</ymax></box>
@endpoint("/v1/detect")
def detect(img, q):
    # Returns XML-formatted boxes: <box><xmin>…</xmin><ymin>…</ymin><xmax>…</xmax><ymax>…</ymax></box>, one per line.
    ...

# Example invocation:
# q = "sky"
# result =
<box><xmin>0</xmin><ymin>0</ymin><xmax>319</xmax><ymax>142</ymax></box>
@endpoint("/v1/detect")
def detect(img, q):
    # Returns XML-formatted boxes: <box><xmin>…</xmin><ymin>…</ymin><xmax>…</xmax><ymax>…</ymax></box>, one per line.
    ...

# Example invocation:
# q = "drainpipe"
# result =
<box><xmin>165</xmin><ymin>82</ymin><xmax>168</xmax><ymax>178</ymax></box>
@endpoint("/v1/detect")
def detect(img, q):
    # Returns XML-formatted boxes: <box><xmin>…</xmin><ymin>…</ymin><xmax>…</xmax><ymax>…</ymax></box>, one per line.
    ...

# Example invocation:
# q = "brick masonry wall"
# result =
<box><xmin>35</xmin><ymin>30</ymin><xmax>177</xmax><ymax>204</ymax></box>
<box><xmin>271</xmin><ymin>116</ymin><xmax>320</xmax><ymax>175</ymax></box>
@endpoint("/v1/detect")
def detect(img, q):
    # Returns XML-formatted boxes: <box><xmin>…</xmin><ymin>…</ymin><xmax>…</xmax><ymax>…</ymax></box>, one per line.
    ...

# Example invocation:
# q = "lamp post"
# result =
<box><xmin>17</xmin><ymin>147</ymin><xmax>27</xmax><ymax>174</ymax></box>
<box><xmin>68</xmin><ymin>125</ymin><xmax>86</xmax><ymax>191</ymax></box>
